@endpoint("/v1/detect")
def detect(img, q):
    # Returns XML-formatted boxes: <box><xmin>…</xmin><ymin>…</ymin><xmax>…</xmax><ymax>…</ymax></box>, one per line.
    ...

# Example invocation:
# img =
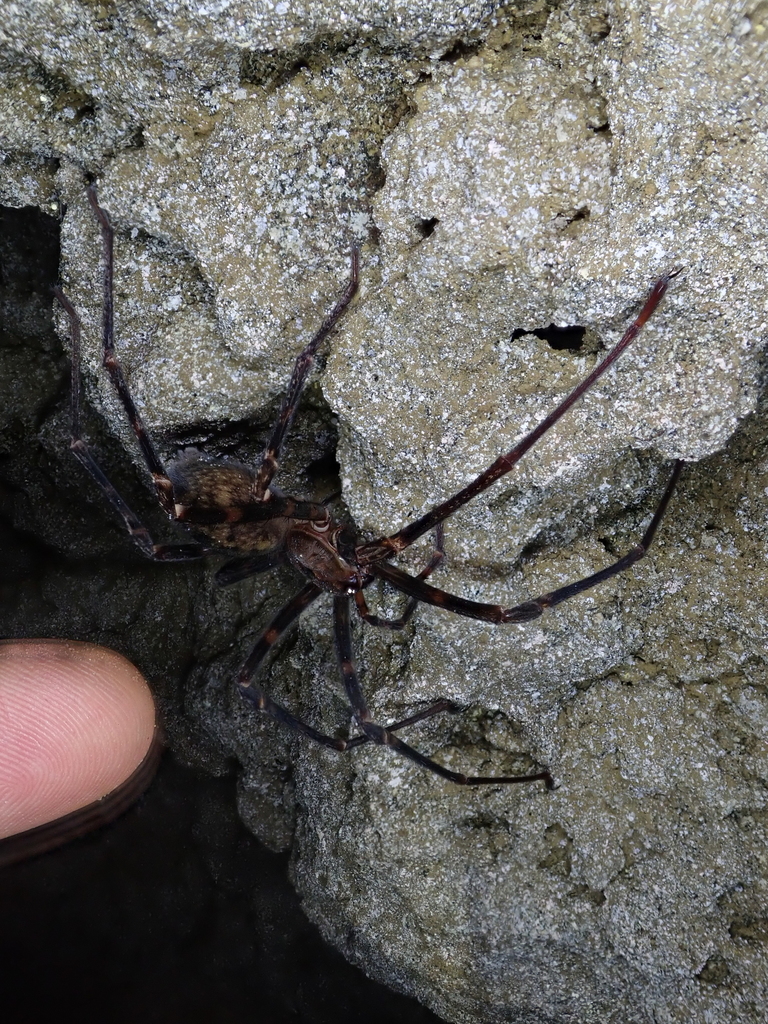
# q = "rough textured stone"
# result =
<box><xmin>2</xmin><ymin>3</ymin><xmax>768</xmax><ymax>1023</ymax></box>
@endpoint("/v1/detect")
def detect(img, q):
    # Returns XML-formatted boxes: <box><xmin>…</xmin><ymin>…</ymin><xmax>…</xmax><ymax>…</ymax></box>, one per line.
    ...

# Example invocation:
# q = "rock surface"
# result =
<box><xmin>2</xmin><ymin>2</ymin><xmax>768</xmax><ymax>1023</ymax></box>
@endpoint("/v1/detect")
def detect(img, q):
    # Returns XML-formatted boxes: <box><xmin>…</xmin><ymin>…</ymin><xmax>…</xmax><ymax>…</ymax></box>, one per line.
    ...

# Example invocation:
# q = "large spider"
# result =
<box><xmin>55</xmin><ymin>186</ymin><xmax>683</xmax><ymax>790</ymax></box>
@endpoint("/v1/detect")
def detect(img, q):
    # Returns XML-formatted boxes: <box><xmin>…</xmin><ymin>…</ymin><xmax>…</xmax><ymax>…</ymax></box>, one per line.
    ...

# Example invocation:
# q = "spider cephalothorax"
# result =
<box><xmin>55</xmin><ymin>184</ymin><xmax>683</xmax><ymax>789</ymax></box>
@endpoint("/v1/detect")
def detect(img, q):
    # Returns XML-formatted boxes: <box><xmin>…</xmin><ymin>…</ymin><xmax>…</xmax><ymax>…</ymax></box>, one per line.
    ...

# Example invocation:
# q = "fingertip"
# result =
<box><xmin>0</xmin><ymin>640</ymin><xmax>156</xmax><ymax>839</ymax></box>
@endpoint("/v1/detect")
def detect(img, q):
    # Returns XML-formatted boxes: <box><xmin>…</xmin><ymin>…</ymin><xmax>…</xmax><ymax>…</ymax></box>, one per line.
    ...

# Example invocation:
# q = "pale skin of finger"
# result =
<box><xmin>0</xmin><ymin>640</ymin><xmax>156</xmax><ymax>840</ymax></box>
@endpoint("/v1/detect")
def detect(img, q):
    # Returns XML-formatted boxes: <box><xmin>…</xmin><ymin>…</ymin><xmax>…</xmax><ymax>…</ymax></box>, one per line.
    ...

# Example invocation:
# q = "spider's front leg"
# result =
<box><xmin>54</xmin><ymin>284</ymin><xmax>206</xmax><ymax>563</ymax></box>
<box><xmin>370</xmin><ymin>459</ymin><xmax>683</xmax><ymax>624</ymax></box>
<box><xmin>358</xmin><ymin>268</ymin><xmax>682</xmax><ymax>562</ymax></box>
<box><xmin>252</xmin><ymin>249</ymin><xmax>359</xmax><ymax>500</ymax></box>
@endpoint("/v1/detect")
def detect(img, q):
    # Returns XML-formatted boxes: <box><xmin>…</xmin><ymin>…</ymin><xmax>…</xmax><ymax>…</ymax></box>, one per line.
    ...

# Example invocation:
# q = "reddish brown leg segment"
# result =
<box><xmin>358</xmin><ymin>269</ymin><xmax>682</xmax><ymax>563</ymax></box>
<box><xmin>236</xmin><ymin>583</ymin><xmax>348</xmax><ymax>749</ymax></box>
<box><xmin>252</xmin><ymin>249</ymin><xmax>360</xmax><ymax>500</ymax></box>
<box><xmin>354</xmin><ymin>523</ymin><xmax>445</xmax><ymax>629</ymax></box>
<box><xmin>334</xmin><ymin>596</ymin><xmax>553</xmax><ymax>787</ymax></box>
<box><xmin>371</xmin><ymin>461</ymin><xmax>683</xmax><ymax>623</ymax></box>
<box><xmin>86</xmin><ymin>186</ymin><xmax>179</xmax><ymax>518</ymax></box>
<box><xmin>54</xmin><ymin>286</ymin><xmax>206</xmax><ymax>562</ymax></box>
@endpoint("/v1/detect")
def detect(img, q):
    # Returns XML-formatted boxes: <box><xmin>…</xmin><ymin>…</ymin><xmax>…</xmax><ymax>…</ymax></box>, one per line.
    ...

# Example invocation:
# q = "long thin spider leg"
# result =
<box><xmin>253</xmin><ymin>249</ymin><xmax>360</xmax><ymax>500</ymax></box>
<box><xmin>334</xmin><ymin>596</ymin><xmax>553</xmax><ymax>787</ymax></box>
<box><xmin>86</xmin><ymin>185</ymin><xmax>179</xmax><ymax>517</ymax></box>
<box><xmin>344</xmin><ymin>699</ymin><xmax>457</xmax><ymax>749</ymax></box>
<box><xmin>354</xmin><ymin>523</ymin><xmax>445</xmax><ymax>630</ymax></box>
<box><xmin>54</xmin><ymin>287</ymin><xmax>206</xmax><ymax>562</ymax></box>
<box><xmin>237</xmin><ymin>583</ymin><xmax>346</xmax><ymax>750</ymax></box>
<box><xmin>370</xmin><ymin>461</ymin><xmax>683</xmax><ymax>624</ymax></box>
<box><xmin>358</xmin><ymin>269</ymin><xmax>682</xmax><ymax>562</ymax></box>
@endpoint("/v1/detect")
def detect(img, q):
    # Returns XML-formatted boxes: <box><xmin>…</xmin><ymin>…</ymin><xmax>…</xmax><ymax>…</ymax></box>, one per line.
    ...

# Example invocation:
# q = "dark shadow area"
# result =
<box><xmin>511</xmin><ymin>323</ymin><xmax>587</xmax><ymax>352</ymax></box>
<box><xmin>0</xmin><ymin>754</ymin><xmax>443</xmax><ymax>1024</ymax></box>
<box><xmin>0</xmin><ymin>202</ymin><xmax>445</xmax><ymax>1024</ymax></box>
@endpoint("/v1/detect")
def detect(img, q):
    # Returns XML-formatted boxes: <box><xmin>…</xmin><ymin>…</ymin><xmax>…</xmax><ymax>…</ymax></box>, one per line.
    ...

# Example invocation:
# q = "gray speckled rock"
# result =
<box><xmin>2</xmin><ymin>2</ymin><xmax>768</xmax><ymax>1022</ymax></box>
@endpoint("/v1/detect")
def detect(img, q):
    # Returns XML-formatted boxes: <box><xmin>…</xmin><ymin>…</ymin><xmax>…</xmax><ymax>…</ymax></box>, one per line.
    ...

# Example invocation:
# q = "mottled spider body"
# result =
<box><xmin>55</xmin><ymin>185</ymin><xmax>683</xmax><ymax>790</ymax></box>
<box><xmin>169</xmin><ymin>452</ymin><xmax>370</xmax><ymax>593</ymax></box>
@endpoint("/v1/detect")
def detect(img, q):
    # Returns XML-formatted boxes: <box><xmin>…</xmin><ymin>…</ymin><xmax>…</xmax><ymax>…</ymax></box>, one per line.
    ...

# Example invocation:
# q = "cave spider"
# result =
<box><xmin>55</xmin><ymin>185</ymin><xmax>683</xmax><ymax>790</ymax></box>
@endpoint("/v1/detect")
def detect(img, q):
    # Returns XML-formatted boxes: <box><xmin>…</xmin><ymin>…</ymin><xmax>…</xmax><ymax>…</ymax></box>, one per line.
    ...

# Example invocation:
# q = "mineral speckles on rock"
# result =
<box><xmin>3</xmin><ymin>2</ymin><xmax>768</xmax><ymax>1024</ymax></box>
<box><xmin>52</xmin><ymin>49</ymin><xmax>415</xmax><ymax>428</ymax></box>
<box><xmin>374</xmin><ymin>56</ymin><xmax>611</xmax><ymax>270</ymax></box>
<box><xmin>327</xmin><ymin>26</ymin><xmax>766</xmax><ymax>552</ymax></box>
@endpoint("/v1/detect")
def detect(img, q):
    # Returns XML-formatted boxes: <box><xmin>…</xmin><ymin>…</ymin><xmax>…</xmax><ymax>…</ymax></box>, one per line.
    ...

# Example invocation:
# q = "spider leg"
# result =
<box><xmin>54</xmin><ymin>286</ymin><xmax>206</xmax><ymax>562</ymax></box>
<box><xmin>334</xmin><ymin>595</ymin><xmax>553</xmax><ymax>787</ymax></box>
<box><xmin>253</xmin><ymin>249</ymin><xmax>360</xmax><ymax>500</ymax></box>
<box><xmin>357</xmin><ymin>269</ymin><xmax>682</xmax><ymax>562</ymax></box>
<box><xmin>344</xmin><ymin>699</ymin><xmax>458</xmax><ymax>749</ymax></box>
<box><xmin>215</xmin><ymin>548</ymin><xmax>286</xmax><ymax>586</ymax></box>
<box><xmin>354</xmin><ymin>523</ymin><xmax>444</xmax><ymax>629</ymax></box>
<box><xmin>371</xmin><ymin>460</ymin><xmax>683</xmax><ymax>624</ymax></box>
<box><xmin>237</xmin><ymin>582</ymin><xmax>346</xmax><ymax>750</ymax></box>
<box><xmin>85</xmin><ymin>186</ymin><xmax>180</xmax><ymax>519</ymax></box>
